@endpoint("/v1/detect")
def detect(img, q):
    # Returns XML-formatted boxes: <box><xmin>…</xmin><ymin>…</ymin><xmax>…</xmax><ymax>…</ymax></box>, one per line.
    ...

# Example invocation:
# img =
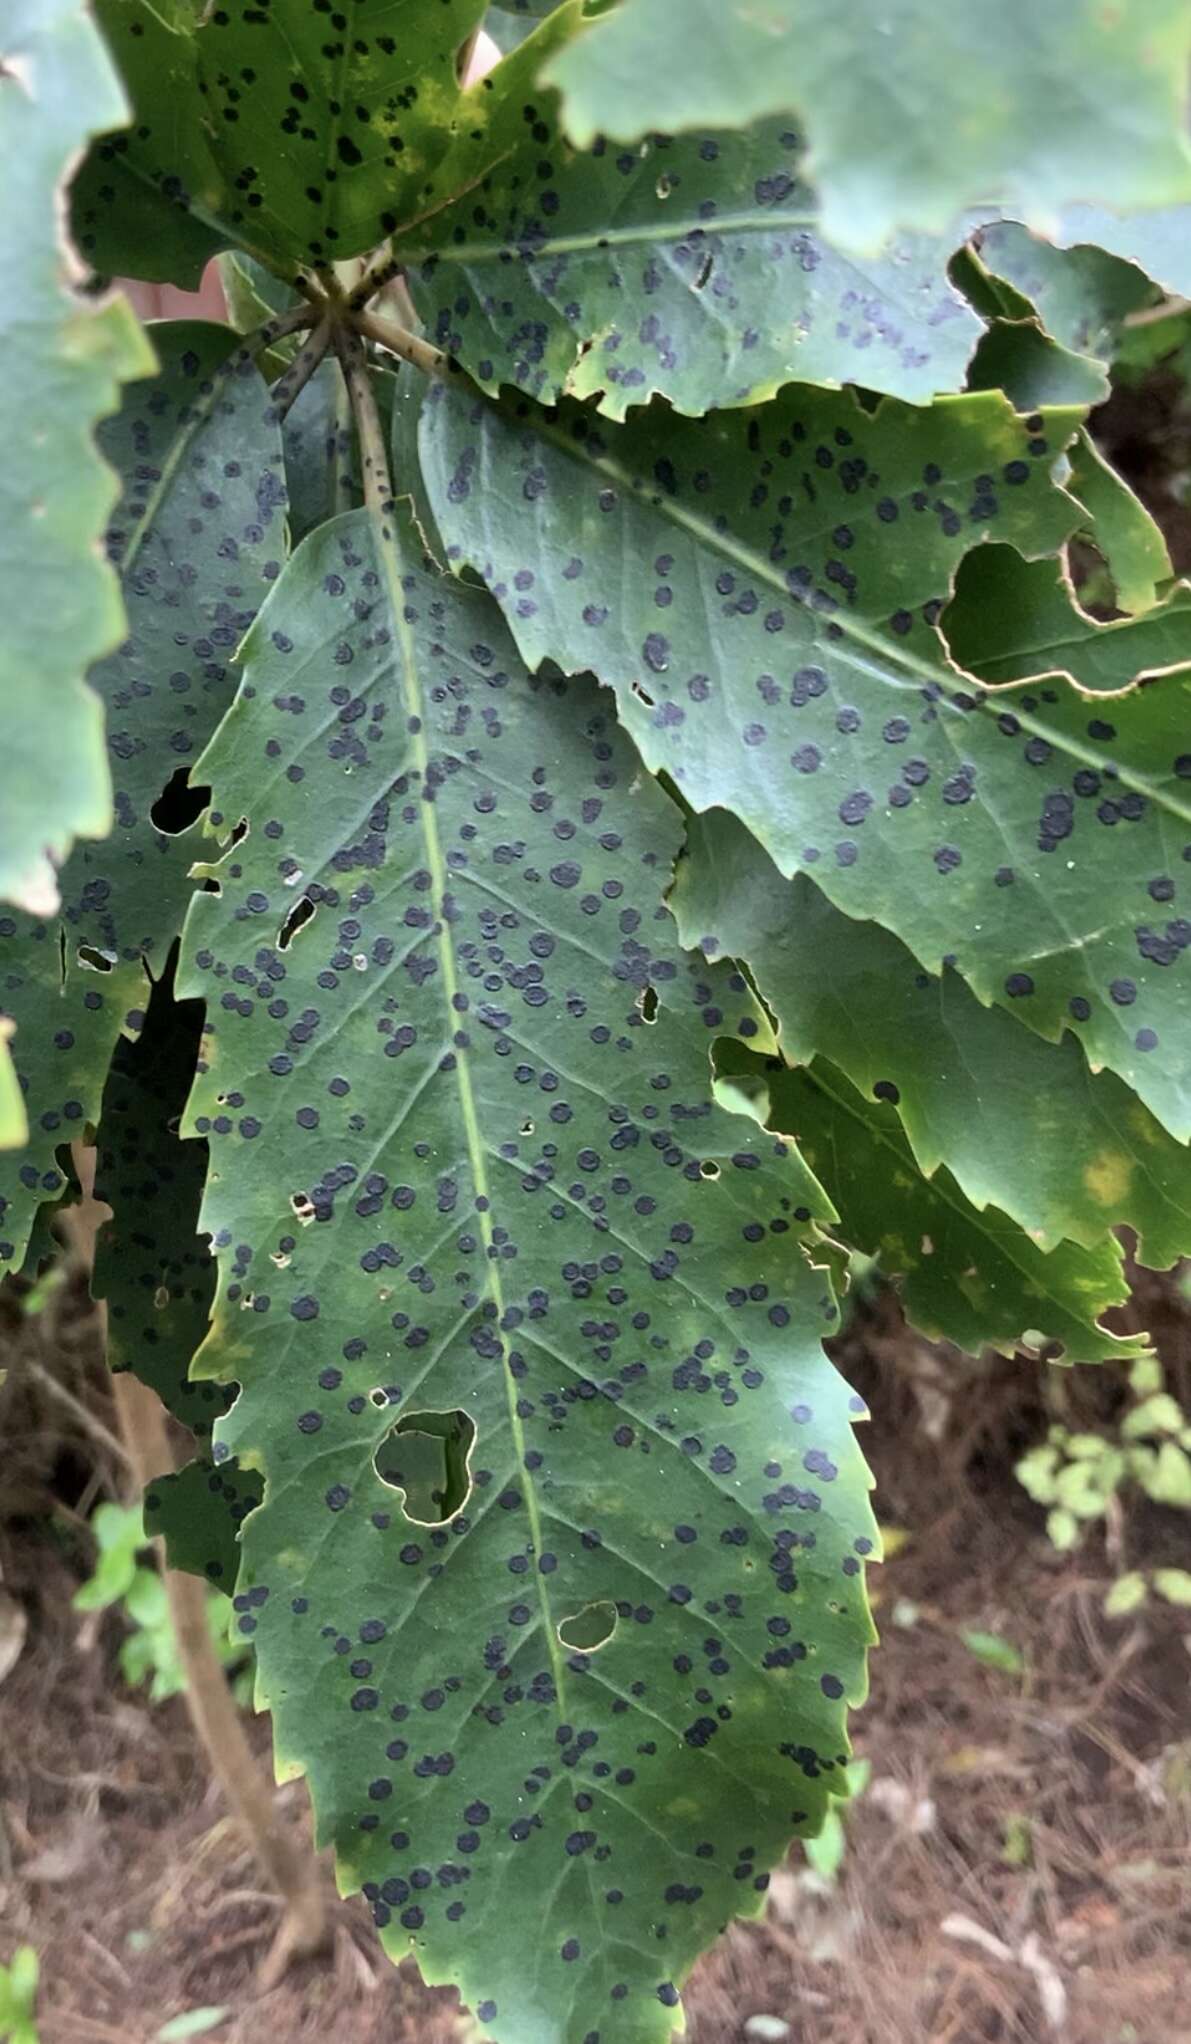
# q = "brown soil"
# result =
<box><xmin>3</xmin><ymin>1285</ymin><xmax>1189</xmax><ymax>2044</ymax></box>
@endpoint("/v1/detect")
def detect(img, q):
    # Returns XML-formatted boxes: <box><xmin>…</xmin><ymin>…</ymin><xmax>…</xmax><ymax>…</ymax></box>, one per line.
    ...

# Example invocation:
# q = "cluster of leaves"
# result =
<box><xmin>3</xmin><ymin>3</ymin><xmax>1191</xmax><ymax>2039</ymax></box>
<box><xmin>1017</xmin><ymin>1347</ymin><xmax>1191</xmax><ymax>1616</ymax></box>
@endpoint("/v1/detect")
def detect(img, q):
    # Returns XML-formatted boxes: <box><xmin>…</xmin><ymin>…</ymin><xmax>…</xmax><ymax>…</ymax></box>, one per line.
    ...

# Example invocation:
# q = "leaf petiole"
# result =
<box><xmin>268</xmin><ymin>320</ymin><xmax>332</xmax><ymax>424</ymax></box>
<box><xmin>349</xmin><ymin>307</ymin><xmax>460</xmax><ymax>383</ymax></box>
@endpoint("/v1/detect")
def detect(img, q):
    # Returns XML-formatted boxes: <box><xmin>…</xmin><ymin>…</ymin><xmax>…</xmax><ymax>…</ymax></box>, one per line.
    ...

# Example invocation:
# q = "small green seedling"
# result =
<box><xmin>1017</xmin><ymin>1356</ymin><xmax>1191</xmax><ymax>1616</ymax></box>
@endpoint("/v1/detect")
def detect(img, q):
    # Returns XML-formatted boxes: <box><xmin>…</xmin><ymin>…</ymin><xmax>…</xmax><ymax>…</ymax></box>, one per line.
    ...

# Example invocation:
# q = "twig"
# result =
<box><xmin>21</xmin><ymin>1355</ymin><xmax>133</xmax><ymax>1474</ymax></box>
<box><xmin>79</xmin><ymin>1929</ymin><xmax>131</xmax><ymax>1993</ymax></box>
<box><xmin>347</xmin><ymin>249</ymin><xmax>403</xmax><ymax>309</ymax></box>
<box><xmin>268</xmin><ymin>320</ymin><xmax>332</xmax><ymax>423</ymax></box>
<box><xmin>113</xmin><ymin>1374</ymin><xmax>328</xmax><ymax>1986</ymax></box>
<box><xmin>238</xmin><ymin>302</ymin><xmax>318</xmax><ymax>359</ymax></box>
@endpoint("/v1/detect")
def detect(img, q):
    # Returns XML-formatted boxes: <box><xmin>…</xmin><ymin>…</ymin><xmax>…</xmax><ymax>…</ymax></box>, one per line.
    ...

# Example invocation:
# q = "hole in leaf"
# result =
<box><xmin>150</xmin><ymin>766</ymin><xmax>210</xmax><ymax>835</ymax></box>
<box><xmin>279</xmin><ymin>896</ymin><xmax>316</xmax><ymax>950</ymax></box>
<box><xmin>699</xmin><ymin>1158</ymin><xmax>720</xmax><ymax>1179</ymax></box>
<box><xmin>557</xmin><ymin>1601</ymin><xmax>618</xmax><ymax>1653</ymax></box>
<box><xmin>637</xmin><ymin>983</ymin><xmax>658</xmax><ymax>1023</ymax></box>
<box><xmin>77</xmin><ymin>944</ymin><xmax>115</xmax><ymax>973</ymax></box>
<box><xmin>374</xmin><ymin>1408</ymin><xmax>475</xmax><ymax>1524</ymax></box>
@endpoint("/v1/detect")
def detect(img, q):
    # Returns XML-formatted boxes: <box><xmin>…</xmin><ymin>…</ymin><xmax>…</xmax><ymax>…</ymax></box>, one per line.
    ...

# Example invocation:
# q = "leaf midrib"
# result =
<box><xmin>361</xmin><ymin>494</ymin><xmax>571</xmax><ymax>1714</ymax></box>
<box><xmin>401</xmin><ymin>204</ymin><xmax>819</xmax><ymax>267</ymax></box>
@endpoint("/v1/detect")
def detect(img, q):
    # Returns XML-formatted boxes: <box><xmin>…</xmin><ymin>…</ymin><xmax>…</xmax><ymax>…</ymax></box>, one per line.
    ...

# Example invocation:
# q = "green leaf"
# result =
<box><xmin>11</xmin><ymin>1949</ymin><xmax>38</xmax><ymax>2004</ymax></box>
<box><xmin>1154</xmin><ymin>1567</ymin><xmax>1191</xmax><ymax>1605</ymax></box>
<box><xmin>1046</xmin><ymin>1505</ymin><xmax>1080</xmax><ymax>1550</ymax></box>
<box><xmin>218</xmin><ymin>254</ymin><xmax>301</xmax><ymax>381</ymax></box>
<box><xmin>545</xmin><ymin>1</ymin><xmax>1191</xmax><ymax>252</ymax></box>
<box><xmin>959</xmin><ymin>1628</ymin><xmax>1024</xmax><ymax>1677</ymax></box>
<box><xmin>419</xmin><ymin>379</ymin><xmax>1191</xmax><ymax>1138</ymax></box>
<box><xmin>404</xmin><ymin>116</ymin><xmax>981</xmax><ymax>415</ymax></box>
<box><xmin>1001</xmin><ymin>1813</ymin><xmax>1032</xmax><ymax>1866</ymax></box>
<box><xmin>1104</xmin><ymin>1570</ymin><xmax>1148</xmax><ymax>1617</ymax></box>
<box><xmin>965</xmin><ymin>318</ymin><xmax>1109</xmax><ymax>411</ymax></box>
<box><xmin>1054</xmin><ymin>1450</ymin><xmax>1123</xmax><ymax>1516</ymax></box>
<box><xmin>0</xmin><ymin>0</ymin><xmax>154</xmax><ymax>913</ymax></box>
<box><xmin>284</xmin><ymin>361</ymin><xmax>363</xmax><ymax>548</ymax></box>
<box><xmin>92</xmin><ymin>1499</ymin><xmax>145</xmax><ymax>1554</ymax></box>
<box><xmin>5</xmin><ymin>1948</ymin><xmax>38</xmax><ymax>2016</ymax></box>
<box><xmin>73</xmin><ymin>1503</ymin><xmax>143</xmax><ymax>1609</ymax></box>
<box><xmin>176</xmin><ymin>507</ymin><xmax>876</xmax><ymax>2042</ymax></box>
<box><xmin>944</xmin><ymin>546</ymin><xmax>1191</xmax><ymax>692</ymax></box>
<box><xmin>145</xmin><ymin>1457</ymin><xmax>263</xmax><ymax>1590</ymax></box>
<box><xmin>93</xmin><ymin>986</ymin><xmax>221</xmax><ymax>1439</ymax></box>
<box><xmin>1014</xmin><ymin>1445</ymin><xmax>1058</xmax><ymax>1504</ymax></box>
<box><xmin>486</xmin><ymin>0</ymin><xmax>567</xmax><ymax>53</ymax></box>
<box><xmin>124</xmin><ymin>1564</ymin><xmax>169</xmax><ymax>1629</ymax></box>
<box><xmin>77</xmin><ymin>0</ymin><xmax>584</xmax><ymax>274</ymax></box>
<box><xmin>0</xmin><ymin>1026</ymin><xmax>26</xmax><ymax>1150</ymax></box>
<box><xmin>391</xmin><ymin>371</ymin><xmax>452</xmax><ymax>567</ymax></box>
<box><xmin>758</xmin><ymin>1055</ymin><xmax>1146</xmax><ymax>1363</ymax></box>
<box><xmin>1143</xmin><ymin>1440</ymin><xmax>1191</xmax><ymax>1507</ymax></box>
<box><xmin>1121</xmin><ymin>1392</ymin><xmax>1184</xmax><ymax>1439</ymax></box>
<box><xmin>0</xmin><ymin>325</ymin><xmax>285</xmax><ymax>1276</ymax></box>
<box><xmin>1048</xmin><ymin>203</ymin><xmax>1191</xmax><ymax>305</ymax></box>
<box><xmin>155</xmin><ymin>2008</ymin><xmax>230</xmax><ymax>2043</ymax></box>
<box><xmin>71</xmin><ymin>0</ymin><xmax>230</xmax><ymax>288</ymax></box>
<box><xmin>1066</xmin><ymin>431</ymin><xmax>1172</xmax><ymax>617</ymax></box>
<box><xmin>802</xmin><ymin>1803</ymin><xmax>845</xmax><ymax>1882</ymax></box>
<box><xmin>671</xmin><ymin>811</ymin><xmax>1191</xmax><ymax>1268</ymax></box>
<box><xmin>218</xmin><ymin>253</ymin><xmax>300</xmax><ymax>330</ymax></box>
<box><xmin>90</xmin><ymin>971</ymin><xmax>261</xmax><ymax>1586</ymax></box>
<box><xmin>971</xmin><ymin>223</ymin><xmax>1154</xmax><ymax>366</ymax></box>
